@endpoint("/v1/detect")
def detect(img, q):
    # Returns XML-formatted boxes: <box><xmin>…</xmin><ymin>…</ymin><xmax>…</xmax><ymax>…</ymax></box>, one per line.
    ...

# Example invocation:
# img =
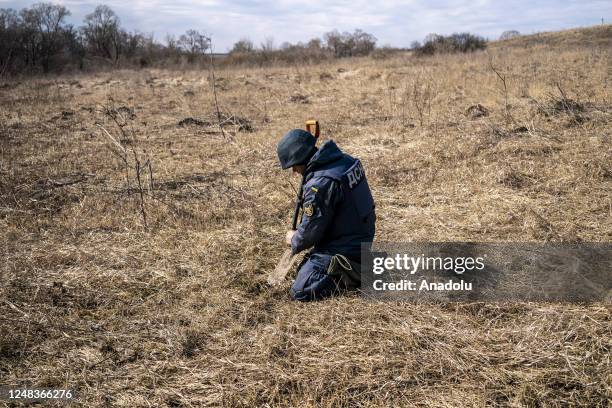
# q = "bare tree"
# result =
<box><xmin>424</xmin><ymin>33</ymin><xmax>442</xmax><ymax>44</ymax></box>
<box><xmin>165</xmin><ymin>34</ymin><xmax>177</xmax><ymax>49</ymax></box>
<box><xmin>415</xmin><ymin>32</ymin><xmax>486</xmax><ymax>56</ymax></box>
<box><xmin>307</xmin><ymin>38</ymin><xmax>322</xmax><ymax>50</ymax></box>
<box><xmin>178</xmin><ymin>29</ymin><xmax>209</xmax><ymax>62</ymax></box>
<box><xmin>164</xmin><ymin>34</ymin><xmax>181</xmax><ymax>62</ymax></box>
<box><xmin>323</xmin><ymin>30</ymin><xmax>343</xmax><ymax>56</ymax></box>
<box><xmin>0</xmin><ymin>4</ymin><xmax>223</xmax><ymax>74</ymax></box>
<box><xmin>260</xmin><ymin>36</ymin><xmax>275</xmax><ymax>52</ymax></box>
<box><xmin>0</xmin><ymin>8</ymin><xmax>20</xmax><ymax>75</ymax></box>
<box><xmin>324</xmin><ymin>29</ymin><xmax>377</xmax><ymax>57</ymax></box>
<box><xmin>499</xmin><ymin>30</ymin><xmax>520</xmax><ymax>40</ymax></box>
<box><xmin>82</xmin><ymin>5</ymin><xmax>121</xmax><ymax>62</ymax></box>
<box><xmin>19</xmin><ymin>2</ymin><xmax>70</xmax><ymax>72</ymax></box>
<box><xmin>352</xmin><ymin>29</ymin><xmax>377</xmax><ymax>55</ymax></box>
<box><xmin>230</xmin><ymin>38</ymin><xmax>254</xmax><ymax>53</ymax></box>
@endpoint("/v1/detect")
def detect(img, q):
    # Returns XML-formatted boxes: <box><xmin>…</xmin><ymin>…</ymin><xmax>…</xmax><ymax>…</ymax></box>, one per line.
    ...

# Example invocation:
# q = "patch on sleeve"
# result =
<box><xmin>303</xmin><ymin>201</ymin><xmax>315</xmax><ymax>217</ymax></box>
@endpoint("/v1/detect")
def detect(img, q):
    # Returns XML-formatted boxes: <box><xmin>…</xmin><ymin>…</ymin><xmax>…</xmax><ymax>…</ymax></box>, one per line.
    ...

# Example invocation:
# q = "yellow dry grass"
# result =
<box><xmin>0</xmin><ymin>25</ymin><xmax>610</xmax><ymax>406</ymax></box>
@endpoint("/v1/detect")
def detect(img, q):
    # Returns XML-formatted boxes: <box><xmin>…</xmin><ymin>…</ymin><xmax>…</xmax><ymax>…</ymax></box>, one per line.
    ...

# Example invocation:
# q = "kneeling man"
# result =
<box><xmin>277</xmin><ymin>129</ymin><xmax>376</xmax><ymax>301</ymax></box>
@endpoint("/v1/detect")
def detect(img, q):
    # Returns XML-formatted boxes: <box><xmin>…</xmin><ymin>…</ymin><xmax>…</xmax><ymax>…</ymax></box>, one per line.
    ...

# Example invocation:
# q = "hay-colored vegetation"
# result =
<box><xmin>1</xmin><ymin>25</ymin><xmax>610</xmax><ymax>407</ymax></box>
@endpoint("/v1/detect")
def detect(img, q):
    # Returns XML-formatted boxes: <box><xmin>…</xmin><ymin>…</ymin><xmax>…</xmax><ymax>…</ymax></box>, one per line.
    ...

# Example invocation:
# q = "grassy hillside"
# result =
<box><xmin>1</xmin><ymin>25</ymin><xmax>610</xmax><ymax>406</ymax></box>
<box><xmin>491</xmin><ymin>24</ymin><xmax>612</xmax><ymax>49</ymax></box>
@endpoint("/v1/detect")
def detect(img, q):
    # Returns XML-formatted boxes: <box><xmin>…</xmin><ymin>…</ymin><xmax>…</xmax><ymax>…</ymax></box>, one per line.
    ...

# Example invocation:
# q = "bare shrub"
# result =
<box><xmin>324</xmin><ymin>29</ymin><xmax>377</xmax><ymax>57</ymax></box>
<box><xmin>414</xmin><ymin>32</ymin><xmax>487</xmax><ymax>56</ymax></box>
<box><xmin>500</xmin><ymin>30</ymin><xmax>521</xmax><ymax>40</ymax></box>
<box><xmin>405</xmin><ymin>72</ymin><xmax>436</xmax><ymax>126</ymax></box>
<box><xmin>98</xmin><ymin>101</ymin><xmax>154</xmax><ymax>230</ymax></box>
<box><xmin>230</xmin><ymin>38</ymin><xmax>254</xmax><ymax>53</ymax></box>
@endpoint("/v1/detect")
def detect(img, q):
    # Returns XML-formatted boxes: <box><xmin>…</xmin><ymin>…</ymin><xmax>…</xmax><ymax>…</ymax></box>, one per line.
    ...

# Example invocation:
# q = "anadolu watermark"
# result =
<box><xmin>360</xmin><ymin>242</ymin><xmax>611</xmax><ymax>302</ymax></box>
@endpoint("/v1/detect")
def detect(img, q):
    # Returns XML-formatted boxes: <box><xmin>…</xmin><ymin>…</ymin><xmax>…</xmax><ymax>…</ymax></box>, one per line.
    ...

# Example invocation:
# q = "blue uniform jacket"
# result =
<box><xmin>291</xmin><ymin>140</ymin><xmax>376</xmax><ymax>261</ymax></box>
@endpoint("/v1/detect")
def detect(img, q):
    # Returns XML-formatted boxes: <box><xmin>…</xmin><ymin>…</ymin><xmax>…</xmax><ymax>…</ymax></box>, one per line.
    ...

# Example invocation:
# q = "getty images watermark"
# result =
<box><xmin>360</xmin><ymin>242</ymin><xmax>611</xmax><ymax>302</ymax></box>
<box><xmin>372</xmin><ymin>252</ymin><xmax>485</xmax><ymax>291</ymax></box>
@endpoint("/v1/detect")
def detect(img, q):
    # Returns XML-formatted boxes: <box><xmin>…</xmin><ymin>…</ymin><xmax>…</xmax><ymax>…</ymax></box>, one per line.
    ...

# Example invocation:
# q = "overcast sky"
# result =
<box><xmin>1</xmin><ymin>0</ymin><xmax>610</xmax><ymax>51</ymax></box>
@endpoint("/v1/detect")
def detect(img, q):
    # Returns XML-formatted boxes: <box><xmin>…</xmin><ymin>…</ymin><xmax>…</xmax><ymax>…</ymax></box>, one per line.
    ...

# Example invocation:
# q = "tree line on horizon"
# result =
<box><xmin>0</xmin><ymin>2</ymin><xmax>510</xmax><ymax>76</ymax></box>
<box><xmin>0</xmin><ymin>3</ymin><xmax>215</xmax><ymax>75</ymax></box>
<box><xmin>0</xmin><ymin>2</ymin><xmax>381</xmax><ymax>75</ymax></box>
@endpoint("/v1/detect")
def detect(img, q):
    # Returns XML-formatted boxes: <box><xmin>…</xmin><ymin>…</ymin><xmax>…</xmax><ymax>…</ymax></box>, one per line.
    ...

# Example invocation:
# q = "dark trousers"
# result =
<box><xmin>290</xmin><ymin>253</ymin><xmax>338</xmax><ymax>302</ymax></box>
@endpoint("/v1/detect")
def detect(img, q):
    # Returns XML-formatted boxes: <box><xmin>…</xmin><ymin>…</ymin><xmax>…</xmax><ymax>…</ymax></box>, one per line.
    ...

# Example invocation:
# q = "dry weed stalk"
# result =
<box><xmin>97</xmin><ymin>102</ymin><xmax>154</xmax><ymax>230</ymax></box>
<box><xmin>488</xmin><ymin>57</ymin><xmax>512</xmax><ymax>124</ymax></box>
<box><xmin>206</xmin><ymin>35</ymin><xmax>233</xmax><ymax>142</ymax></box>
<box><xmin>406</xmin><ymin>71</ymin><xmax>435</xmax><ymax>127</ymax></box>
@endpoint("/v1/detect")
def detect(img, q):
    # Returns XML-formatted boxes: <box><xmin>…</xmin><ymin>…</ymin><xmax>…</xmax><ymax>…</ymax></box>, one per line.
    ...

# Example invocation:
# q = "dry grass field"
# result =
<box><xmin>1</xmin><ymin>25</ymin><xmax>611</xmax><ymax>406</ymax></box>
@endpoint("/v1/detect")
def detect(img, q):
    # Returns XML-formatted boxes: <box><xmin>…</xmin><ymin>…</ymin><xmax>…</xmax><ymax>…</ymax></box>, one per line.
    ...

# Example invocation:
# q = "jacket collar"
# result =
<box><xmin>306</xmin><ymin>140</ymin><xmax>343</xmax><ymax>172</ymax></box>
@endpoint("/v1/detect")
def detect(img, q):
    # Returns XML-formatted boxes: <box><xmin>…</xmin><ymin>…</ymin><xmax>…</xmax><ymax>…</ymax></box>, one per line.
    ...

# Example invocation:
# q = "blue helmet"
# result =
<box><xmin>277</xmin><ymin>129</ymin><xmax>317</xmax><ymax>169</ymax></box>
